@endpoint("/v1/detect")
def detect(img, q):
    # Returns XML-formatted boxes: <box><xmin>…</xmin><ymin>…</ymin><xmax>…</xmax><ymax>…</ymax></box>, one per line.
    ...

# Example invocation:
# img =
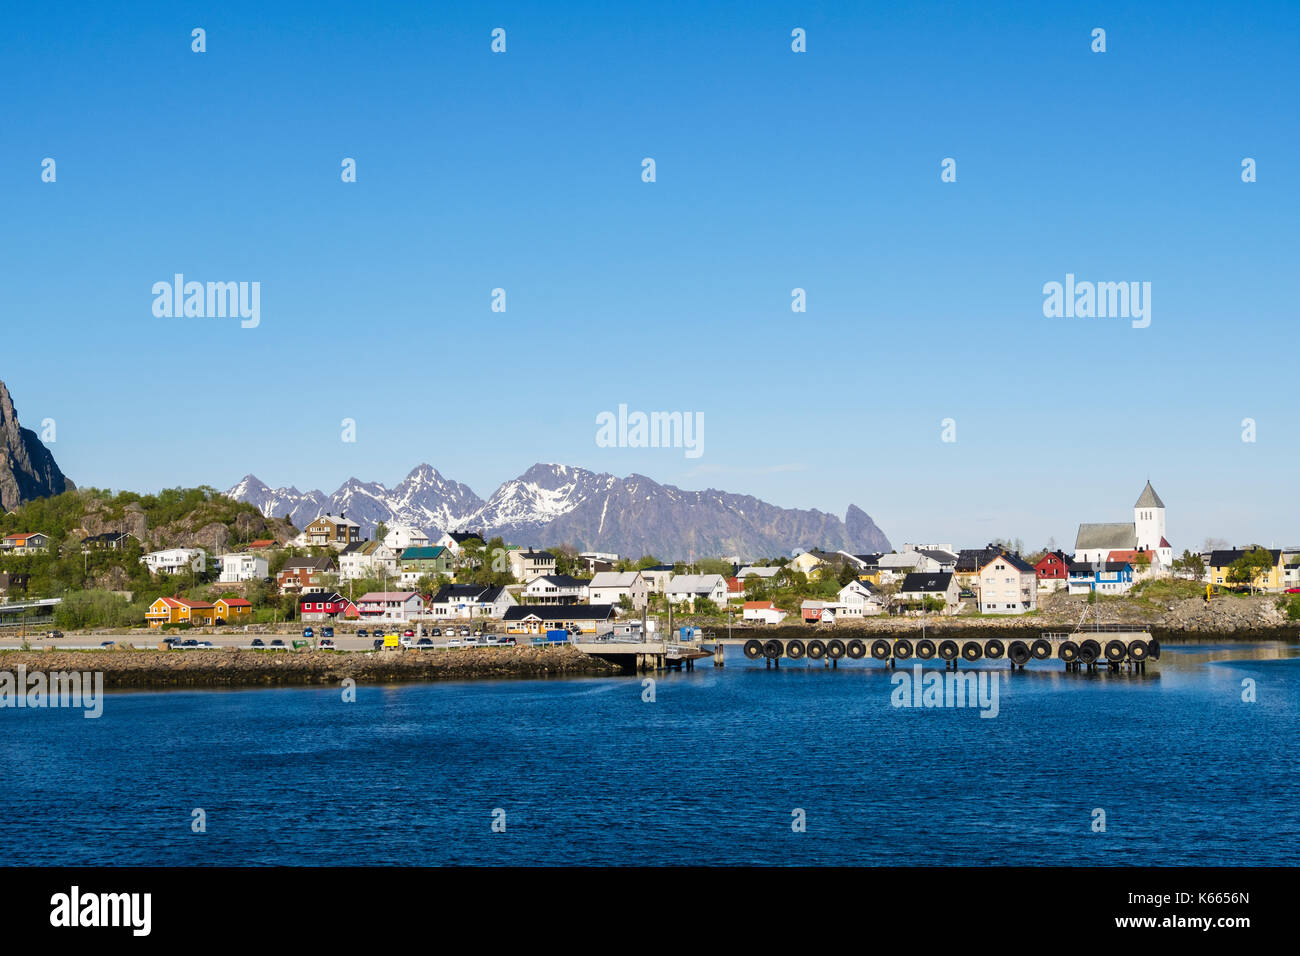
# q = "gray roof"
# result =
<box><xmin>1134</xmin><ymin>481</ymin><xmax>1165</xmax><ymax>509</ymax></box>
<box><xmin>1074</xmin><ymin>523</ymin><xmax>1137</xmax><ymax>551</ymax></box>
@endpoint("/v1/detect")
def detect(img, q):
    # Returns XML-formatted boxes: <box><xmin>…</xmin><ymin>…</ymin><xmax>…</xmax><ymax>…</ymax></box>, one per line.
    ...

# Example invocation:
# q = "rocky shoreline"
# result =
<box><xmin>0</xmin><ymin>645</ymin><xmax>621</xmax><ymax>688</ymax></box>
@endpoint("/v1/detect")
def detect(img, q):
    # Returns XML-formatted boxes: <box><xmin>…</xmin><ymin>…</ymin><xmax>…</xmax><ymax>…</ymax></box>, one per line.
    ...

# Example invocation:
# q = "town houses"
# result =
<box><xmin>14</xmin><ymin>477</ymin><xmax>1300</xmax><ymax>636</ymax></box>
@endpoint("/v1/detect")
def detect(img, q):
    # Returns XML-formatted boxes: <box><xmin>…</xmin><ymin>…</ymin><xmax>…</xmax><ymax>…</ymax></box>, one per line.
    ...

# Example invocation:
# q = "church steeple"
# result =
<box><xmin>1134</xmin><ymin>480</ymin><xmax>1165</xmax><ymax>509</ymax></box>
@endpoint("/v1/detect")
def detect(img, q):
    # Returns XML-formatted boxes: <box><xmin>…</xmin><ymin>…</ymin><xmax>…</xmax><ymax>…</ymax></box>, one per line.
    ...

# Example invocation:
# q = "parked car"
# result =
<box><xmin>46</xmin><ymin>630</ymin><xmax>64</xmax><ymax>640</ymax></box>
<box><xmin>417</xmin><ymin>637</ymin><xmax>432</xmax><ymax>647</ymax></box>
<box><xmin>403</xmin><ymin>629</ymin><xmax>415</xmax><ymax>638</ymax></box>
<box><xmin>372</xmin><ymin>630</ymin><xmax>385</xmax><ymax>640</ymax></box>
<box><xmin>321</xmin><ymin>627</ymin><xmax>334</xmax><ymax>638</ymax></box>
<box><xmin>499</xmin><ymin>636</ymin><xmax>517</xmax><ymax>646</ymax></box>
<box><xmin>302</xmin><ymin>627</ymin><xmax>314</xmax><ymax>639</ymax></box>
<box><xmin>357</xmin><ymin>628</ymin><xmax>369</xmax><ymax>638</ymax></box>
<box><xmin>195</xmin><ymin>641</ymin><xmax>213</xmax><ymax>648</ymax></box>
<box><xmin>446</xmin><ymin>639</ymin><xmax>463</xmax><ymax>648</ymax></box>
<box><xmin>430</xmin><ymin>627</ymin><xmax>441</xmax><ymax>637</ymax></box>
<box><xmin>270</xmin><ymin>639</ymin><xmax>285</xmax><ymax>648</ymax></box>
<box><xmin>100</xmin><ymin>640</ymin><xmax>115</xmax><ymax>647</ymax></box>
<box><xmin>458</xmin><ymin>627</ymin><xmax>471</xmax><ymax>637</ymax></box>
<box><xmin>251</xmin><ymin>638</ymin><xmax>265</xmax><ymax>648</ymax></box>
<box><xmin>318</xmin><ymin>639</ymin><xmax>335</xmax><ymax>650</ymax></box>
<box><xmin>372</xmin><ymin>638</ymin><xmax>384</xmax><ymax>650</ymax></box>
<box><xmin>182</xmin><ymin>639</ymin><xmax>199</xmax><ymax>647</ymax></box>
<box><xmin>1286</xmin><ymin>587</ymin><xmax>1300</xmax><ymax>594</ymax></box>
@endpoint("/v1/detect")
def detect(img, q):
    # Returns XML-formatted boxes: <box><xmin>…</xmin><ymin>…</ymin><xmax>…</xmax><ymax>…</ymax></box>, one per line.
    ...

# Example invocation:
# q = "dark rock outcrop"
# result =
<box><xmin>0</xmin><ymin>379</ymin><xmax>72</xmax><ymax>511</ymax></box>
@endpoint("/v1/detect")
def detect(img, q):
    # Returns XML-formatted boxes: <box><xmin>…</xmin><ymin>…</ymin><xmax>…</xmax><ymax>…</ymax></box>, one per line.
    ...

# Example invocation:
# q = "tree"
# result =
<box><xmin>1228</xmin><ymin>547</ymin><xmax>1274</xmax><ymax>593</ymax></box>
<box><xmin>374</xmin><ymin>522</ymin><xmax>389</xmax><ymax>546</ymax></box>
<box><xmin>1173</xmin><ymin>549</ymin><xmax>1205</xmax><ymax>581</ymax></box>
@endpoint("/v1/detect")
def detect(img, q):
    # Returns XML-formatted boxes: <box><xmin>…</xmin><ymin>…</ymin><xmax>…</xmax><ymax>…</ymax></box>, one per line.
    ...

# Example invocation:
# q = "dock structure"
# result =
<box><xmin>706</xmin><ymin>624</ymin><xmax>1159</xmax><ymax>673</ymax></box>
<box><xmin>571</xmin><ymin>638</ymin><xmax>712</xmax><ymax>673</ymax></box>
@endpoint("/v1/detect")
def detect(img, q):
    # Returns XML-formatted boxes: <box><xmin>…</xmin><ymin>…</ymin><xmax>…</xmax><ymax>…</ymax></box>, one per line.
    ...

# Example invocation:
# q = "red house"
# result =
<box><xmin>299</xmin><ymin>591</ymin><xmax>357</xmax><ymax>622</ymax></box>
<box><xmin>1034</xmin><ymin>551</ymin><xmax>1071</xmax><ymax>591</ymax></box>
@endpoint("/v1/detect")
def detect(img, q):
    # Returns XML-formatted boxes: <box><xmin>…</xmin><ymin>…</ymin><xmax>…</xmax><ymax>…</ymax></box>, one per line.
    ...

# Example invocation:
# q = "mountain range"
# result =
<box><xmin>226</xmin><ymin>463</ymin><xmax>891</xmax><ymax>560</ymax></box>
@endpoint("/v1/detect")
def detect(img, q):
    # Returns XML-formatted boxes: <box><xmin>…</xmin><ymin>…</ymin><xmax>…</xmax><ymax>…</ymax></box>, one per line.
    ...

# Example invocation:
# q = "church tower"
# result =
<box><xmin>1134</xmin><ymin>481</ymin><xmax>1169</xmax><ymax>563</ymax></box>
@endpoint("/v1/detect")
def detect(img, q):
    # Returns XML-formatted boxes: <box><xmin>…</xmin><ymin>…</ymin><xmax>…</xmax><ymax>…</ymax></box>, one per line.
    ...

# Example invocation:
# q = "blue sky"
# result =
<box><xmin>3</xmin><ymin>0</ymin><xmax>1297</xmax><ymax>551</ymax></box>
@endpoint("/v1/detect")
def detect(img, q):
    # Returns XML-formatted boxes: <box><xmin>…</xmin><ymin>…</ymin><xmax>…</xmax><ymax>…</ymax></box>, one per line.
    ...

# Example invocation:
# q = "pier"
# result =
<box><xmin>571</xmin><ymin>637</ymin><xmax>712</xmax><ymax>673</ymax></box>
<box><xmin>703</xmin><ymin>624</ymin><xmax>1159</xmax><ymax>673</ymax></box>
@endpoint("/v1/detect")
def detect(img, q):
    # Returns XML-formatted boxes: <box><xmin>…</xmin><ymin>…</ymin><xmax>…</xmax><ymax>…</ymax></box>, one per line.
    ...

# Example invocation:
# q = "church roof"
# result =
<box><xmin>1075</xmin><ymin>522</ymin><xmax>1137</xmax><ymax>551</ymax></box>
<box><xmin>1134</xmin><ymin>481</ymin><xmax>1165</xmax><ymax>509</ymax></box>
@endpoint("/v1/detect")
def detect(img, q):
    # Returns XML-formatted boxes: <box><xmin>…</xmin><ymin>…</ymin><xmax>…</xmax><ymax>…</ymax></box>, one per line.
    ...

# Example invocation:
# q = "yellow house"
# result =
<box><xmin>146</xmin><ymin>597</ymin><xmax>217</xmax><ymax>628</ymax></box>
<box><xmin>1207</xmin><ymin>548</ymin><xmax>1286</xmax><ymax>591</ymax></box>
<box><xmin>213</xmin><ymin>598</ymin><xmax>253</xmax><ymax>622</ymax></box>
<box><xmin>788</xmin><ymin>551</ymin><xmax>826</xmax><ymax>577</ymax></box>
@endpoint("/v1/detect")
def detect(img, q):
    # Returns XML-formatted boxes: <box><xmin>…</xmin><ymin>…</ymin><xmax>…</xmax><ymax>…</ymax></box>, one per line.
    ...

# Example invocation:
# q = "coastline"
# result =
<box><xmin>0</xmin><ymin>645</ymin><xmax>621</xmax><ymax>688</ymax></box>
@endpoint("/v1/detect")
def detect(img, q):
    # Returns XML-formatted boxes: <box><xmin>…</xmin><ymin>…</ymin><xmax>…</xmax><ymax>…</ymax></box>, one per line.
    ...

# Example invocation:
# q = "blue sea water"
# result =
<box><xmin>1</xmin><ymin>642</ymin><xmax>1297</xmax><ymax>865</ymax></box>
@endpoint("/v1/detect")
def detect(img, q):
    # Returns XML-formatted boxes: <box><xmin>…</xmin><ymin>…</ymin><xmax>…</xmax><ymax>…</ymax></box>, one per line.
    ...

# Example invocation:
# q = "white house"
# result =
<box><xmin>639</xmin><ymin>565</ymin><xmax>676</xmax><ymax>594</ymax></box>
<box><xmin>977</xmin><ymin>552</ymin><xmax>1038</xmax><ymax>615</ymax></box>
<box><xmin>742</xmin><ymin>600</ymin><xmax>787</xmax><ymax>625</ymax></box>
<box><xmin>522</xmin><ymin>575</ymin><xmax>590</xmax><ymax>605</ymax></box>
<box><xmin>736</xmin><ymin>565</ymin><xmax>783</xmax><ymax>583</ymax></box>
<box><xmin>427</xmin><ymin>584</ymin><xmax>516</xmax><ymax>619</ymax></box>
<box><xmin>894</xmin><ymin>572</ymin><xmax>960</xmax><ymax>612</ymax></box>
<box><xmin>356</xmin><ymin>591</ymin><xmax>424</xmax><ymax>623</ymax></box>
<box><xmin>665</xmin><ymin>574</ymin><xmax>728</xmax><ymax>606</ymax></box>
<box><xmin>339</xmin><ymin>541</ymin><xmax>400</xmax><ymax>582</ymax></box>
<box><xmin>588</xmin><ymin>571</ymin><xmax>649</xmax><ymax>610</ymax></box>
<box><xmin>836</xmin><ymin>579</ymin><xmax>885</xmax><ymax>617</ymax></box>
<box><xmin>383</xmin><ymin>525</ymin><xmax>429</xmax><ymax>552</ymax></box>
<box><xmin>436</xmin><ymin>530</ymin><xmax>485</xmax><ymax>555</ymax></box>
<box><xmin>142</xmin><ymin>548</ymin><xmax>207</xmax><ymax>575</ymax></box>
<box><xmin>508</xmin><ymin>548</ymin><xmax>557</xmax><ymax>583</ymax></box>
<box><xmin>218</xmin><ymin>553</ymin><xmax>268</xmax><ymax>584</ymax></box>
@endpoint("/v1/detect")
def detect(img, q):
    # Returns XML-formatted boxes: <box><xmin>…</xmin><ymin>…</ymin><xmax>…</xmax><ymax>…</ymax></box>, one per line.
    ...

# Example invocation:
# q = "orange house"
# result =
<box><xmin>214</xmin><ymin>598</ymin><xmax>253</xmax><ymax>623</ymax></box>
<box><xmin>146</xmin><ymin>597</ymin><xmax>217</xmax><ymax>628</ymax></box>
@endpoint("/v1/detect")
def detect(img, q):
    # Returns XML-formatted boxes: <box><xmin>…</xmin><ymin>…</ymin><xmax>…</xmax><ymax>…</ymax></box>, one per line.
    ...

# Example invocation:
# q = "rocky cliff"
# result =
<box><xmin>0</xmin><ymin>379</ymin><xmax>72</xmax><ymax>511</ymax></box>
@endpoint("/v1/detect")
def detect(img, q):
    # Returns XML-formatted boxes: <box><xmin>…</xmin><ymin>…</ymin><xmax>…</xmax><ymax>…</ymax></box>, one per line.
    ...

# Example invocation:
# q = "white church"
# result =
<box><xmin>1073</xmin><ymin>481</ymin><xmax>1173</xmax><ymax>571</ymax></box>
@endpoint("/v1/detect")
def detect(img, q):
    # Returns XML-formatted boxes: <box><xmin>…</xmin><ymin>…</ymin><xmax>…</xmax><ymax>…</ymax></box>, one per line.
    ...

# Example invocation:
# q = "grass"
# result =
<box><xmin>1130</xmin><ymin>578</ymin><xmax>1204</xmax><ymax>602</ymax></box>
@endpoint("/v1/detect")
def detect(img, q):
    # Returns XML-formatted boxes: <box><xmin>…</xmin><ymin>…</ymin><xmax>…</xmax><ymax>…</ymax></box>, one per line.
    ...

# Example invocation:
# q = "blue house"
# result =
<box><xmin>1067</xmin><ymin>560</ymin><xmax>1134</xmax><ymax>596</ymax></box>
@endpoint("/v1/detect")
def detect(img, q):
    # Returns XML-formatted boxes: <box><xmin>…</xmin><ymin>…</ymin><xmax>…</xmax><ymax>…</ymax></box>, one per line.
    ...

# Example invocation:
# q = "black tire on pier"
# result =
<box><xmin>938</xmin><ymin>640</ymin><xmax>959</xmax><ymax>661</ymax></box>
<box><xmin>807</xmin><ymin>639</ymin><xmax>826</xmax><ymax>660</ymax></box>
<box><xmin>985</xmin><ymin>639</ymin><xmax>1005</xmax><ymax>659</ymax></box>
<box><xmin>743</xmin><ymin>639</ymin><xmax>764</xmax><ymax>660</ymax></box>
<box><xmin>894</xmin><ymin>639</ymin><xmax>914</xmax><ymax>660</ymax></box>
<box><xmin>916</xmin><ymin>639</ymin><xmax>937</xmax><ymax>660</ymax></box>
<box><xmin>1104</xmin><ymin>639</ymin><xmax>1127</xmax><ymax>662</ymax></box>
<box><xmin>1079</xmin><ymin>639</ymin><xmax>1101</xmax><ymax>664</ymax></box>
<box><xmin>1128</xmin><ymin>640</ymin><xmax>1149</xmax><ymax>661</ymax></box>
<box><xmin>870</xmin><ymin>639</ymin><xmax>892</xmax><ymax>660</ymax></box>
<box><xmin>786</xmin><ymin>639</ymin><xmax>806</xmax><ymax>660</ymax></box>
<box><xmin>1148</xmin><ymin>638</ymin><xmax>1161</xmax><ymax>660</ymax></box>
<box><xmin>827</xmin><ymin>639</ymin><xmax>846</xmax><ymax>660</ymax></box>
<box><xmin>1008</xmin><ymin>641</ymin><xmax>1031</xmax><ymax>665</ymax></box>
<box><xmin>763</xmin><ymin>639</ymin><xmax>784</xmax><ymax>660</ymax></box>
<box><xmin>1059</xmin><ymin>640</ymin><xmax>1079</xmax><ymax>662</ymax></box>
<box><xmin>1031</xmin><ymin>639</ymin><xmax>1052</xmax><ymax>660</ymax></box>
<box><xmin>961</xmin><ymin>641</ymin><xmax>982</xmax><ymax>662</ymax></box>
<box><xmin>846</xmin><ymin>639</ymin><xmax>866</xmax><ymax>659</ymax></box>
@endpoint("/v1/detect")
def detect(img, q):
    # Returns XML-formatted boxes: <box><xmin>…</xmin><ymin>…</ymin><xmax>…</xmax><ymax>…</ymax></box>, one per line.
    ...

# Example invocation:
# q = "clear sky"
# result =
<box><xmin>3</xmin><ymin>1</ymin><xmax>1297</xmax><ymax>551</ymax></box>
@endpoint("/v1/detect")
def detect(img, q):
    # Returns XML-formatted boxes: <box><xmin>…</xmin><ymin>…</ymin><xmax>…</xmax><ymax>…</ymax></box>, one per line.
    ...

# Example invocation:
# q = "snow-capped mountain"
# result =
<box><xmin>225</xmin><ymin>462</ymin><xmax>891</xmax><ymax>560</ymax></box>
